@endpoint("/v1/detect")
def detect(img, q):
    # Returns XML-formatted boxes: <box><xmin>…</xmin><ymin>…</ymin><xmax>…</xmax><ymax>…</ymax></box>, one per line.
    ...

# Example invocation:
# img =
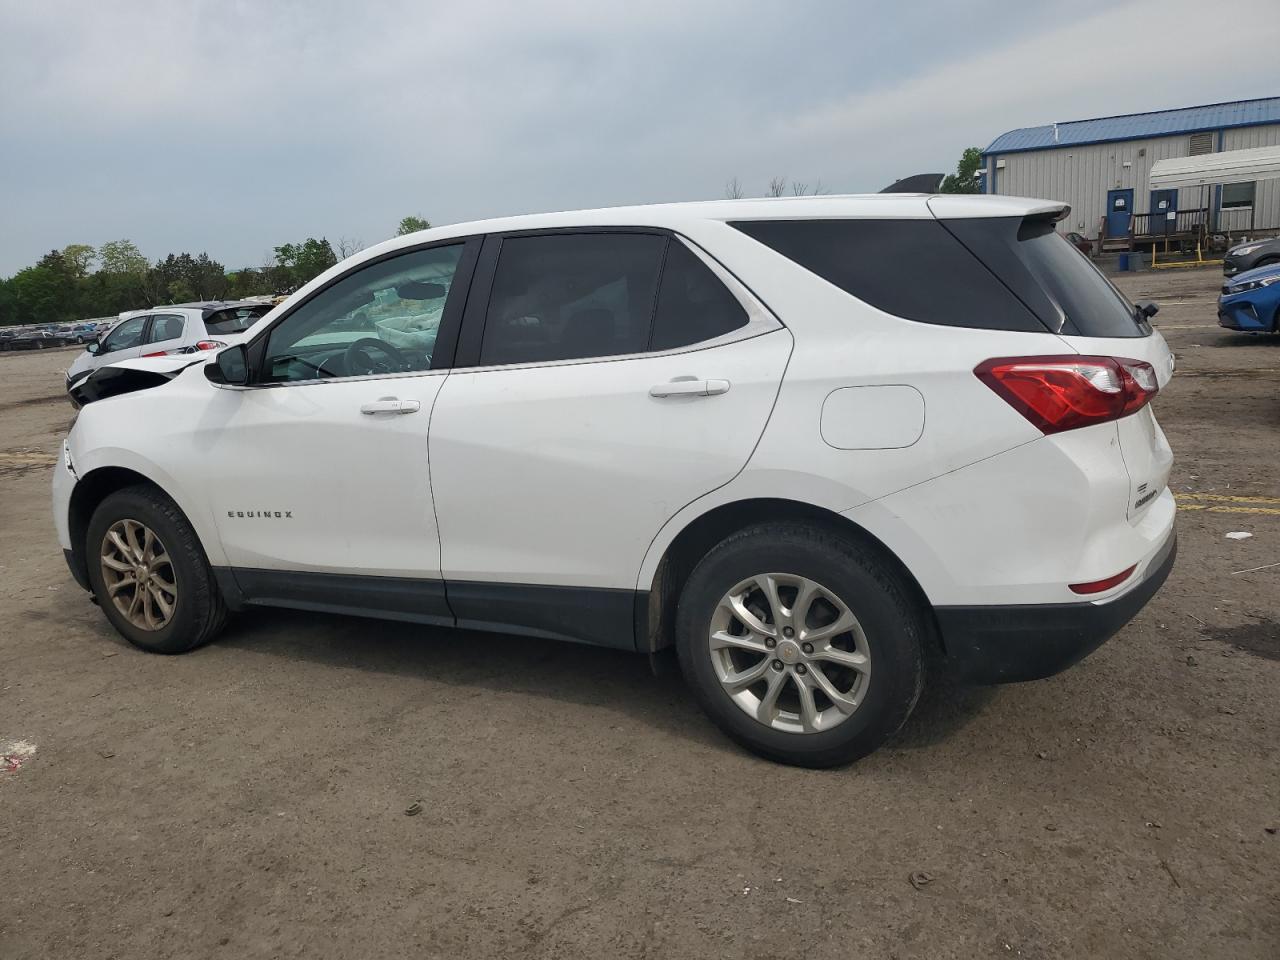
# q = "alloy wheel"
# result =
<box><xmin>709</xmin><ymin>573</ymin><xmax>871</xmax><ymax>734</ymax></box>
<box><xmin>99</xmin><ymin>518</ymin><xmax>178</xmax><ymax>631</ymax></box>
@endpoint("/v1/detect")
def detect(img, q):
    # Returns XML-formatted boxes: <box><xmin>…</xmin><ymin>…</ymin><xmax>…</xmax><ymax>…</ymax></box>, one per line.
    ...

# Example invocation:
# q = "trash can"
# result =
<box><xmin>1118</xmin><ymin>253</ymin><xmax>1130</xmax><ymax>271</ymax></box>
<box><xmin>1131</xmin><ymin>252</ymin><xmax>1145</xmax><ymax>272</ymax></box>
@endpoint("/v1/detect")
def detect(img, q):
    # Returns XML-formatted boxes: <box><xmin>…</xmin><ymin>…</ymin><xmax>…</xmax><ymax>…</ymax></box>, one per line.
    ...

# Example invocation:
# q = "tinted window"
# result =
<box><xmin>945</xmin><ymin>216</ymin><xmax>1144</xmax><ymax>338</ymax></box>
<box><xmin>101</xmin><ymin>316</ymin><xmax>147</xmax><ymax>353</ymax></box>
<box><xmin>204</xmin><ymin>305</ymin><xmax>270</xmax><ymax>335</ymax></box>
<box><xmin>650</xmin><ymin>241</ymin><xmax>749</xmax><ymax>350</ymax></box>
<box><xmin>731</xmin><ymin>219</ymin><xmax>1044</xmax><ymax>332</ymax></box>
<box><xmin>264</xmin><ymin>244</ymin><xmax>464</xmax><ymax>383</ymax></box>
<box><xmin>480</xmin><ymin>233</ymin><xmax>665</xmax><ymax>365</ymax></box>
<box><xmin>146</xmin><ymin>314</ymin><xmax>185</xmax><ymax>343</ymax></box>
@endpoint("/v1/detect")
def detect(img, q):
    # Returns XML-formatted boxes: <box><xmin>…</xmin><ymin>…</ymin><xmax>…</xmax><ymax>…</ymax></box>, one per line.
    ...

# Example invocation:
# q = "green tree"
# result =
<box><xmin>940</xmin><ymin>147</ymin><xmax>983</xmax><ymax>194</ymax></box>
<box><xmin>62</xmin><ymin>243</ymin><xmax>96</xmax><ymax>278</ymax></box>
<box><xmin>97</xmin><ymin>239</ymin><xmax>149</xmax><ymax>276</ymax></box>
<box><xmin>397</xmin><ymin>215</ymin><xmax>431</xmax><ymax>236</ymax></box>
<box><xmin>9</xmin><ymin>259</ymin><xmax>77</xmax><ymax>325</ymax></box>
<box><xmin>273</xmin><ymin>238</ymin><xmax>337</xmax><ymax>290</ymax></box>
<box><xmin>0</xmin><ymin>276</ymin><xmax>19</xmax><ymax>326</ymax></box>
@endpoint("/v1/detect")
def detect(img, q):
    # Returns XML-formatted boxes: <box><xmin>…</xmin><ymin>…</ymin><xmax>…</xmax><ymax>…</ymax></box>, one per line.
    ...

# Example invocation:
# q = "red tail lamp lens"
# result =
<box><xmin>1069</xmin><ymin>565</ymin><xmax>1137</xmax><ymax>595</ymax></box>
<box><xmin>975</xmin><ymin>356</ymin><xmax>1158</xmax><ymax>434</ymax></box>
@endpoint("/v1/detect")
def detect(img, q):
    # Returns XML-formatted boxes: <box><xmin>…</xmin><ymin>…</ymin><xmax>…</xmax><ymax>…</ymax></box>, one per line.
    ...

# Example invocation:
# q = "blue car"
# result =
<box><xmin>1218</xmin><ymin>261</ymin><xmax>1280</xmax><ymax>332</ymax></box>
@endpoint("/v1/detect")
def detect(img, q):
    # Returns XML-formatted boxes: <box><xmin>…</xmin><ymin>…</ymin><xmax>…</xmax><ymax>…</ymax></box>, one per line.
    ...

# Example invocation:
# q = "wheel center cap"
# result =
<box><xmin>776</xmin><ymin>639</ymin><xmax>803</xmax><ymax>664</ymax></box>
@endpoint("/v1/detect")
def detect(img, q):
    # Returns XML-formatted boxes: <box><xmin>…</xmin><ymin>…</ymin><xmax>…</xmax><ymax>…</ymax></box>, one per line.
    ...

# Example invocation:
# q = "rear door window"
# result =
<box><xmin>650</xmin><ymin>241</ymin><xmax>749</xmax><ymax>350</ymax></box>
<box><xmin>731</xmin><ymin>219</ymin><xmax>1046</xmax><ymax>332</ymax></box>
<box><xmin>145</xmin><ymin>314</ymin><xmax>185</xmax><ymax>343</ymax></box>
<box><xmin>480</xmin><ymin>233</ymin><xmax>666</xmax><ymax>365</ymax></box>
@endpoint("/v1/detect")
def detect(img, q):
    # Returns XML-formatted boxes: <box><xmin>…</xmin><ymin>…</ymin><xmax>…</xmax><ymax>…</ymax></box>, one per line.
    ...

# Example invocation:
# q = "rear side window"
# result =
<box><xmin>650</xmin><ymin>241</ymin><xmax>749</xmax><ymax>350</ymax></box>
<box><xmin>480</xmin><ymin>233</ymin><xmax>665</xmax><ymax>365</ymax></box>
<box><xmin>204</xmin><ymin>305</ymin><xmax>271</xmax><ymax>335</ymax></box>
<box><xmin>944</xmin><ymin>217</ymin><xmax>1145</xmax><ymax>338</ymax></box>
<box><xmin>146</xmin><ymin>314</ymin><xmax>185</xmax><ymax>343</ymax></box>
<box><xmin>731</xmin><ymin>219</ymin><xmax>1045</xmax><ymax>332</ymax></box>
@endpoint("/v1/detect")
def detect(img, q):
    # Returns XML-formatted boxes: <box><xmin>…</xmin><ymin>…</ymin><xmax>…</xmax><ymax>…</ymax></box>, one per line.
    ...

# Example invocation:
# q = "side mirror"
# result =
<box><xmin>86</xmin><ymin>341</ymin><xmax>100</xmax><ymax>355</ymax></box>
<box><xmin>1137</xmin><ymin>300</ymin><xmax>1159</xmax><ymax>319</ymax></box>
<box><xmin>204</xmin><ymin>344</ymin><xmax>250</xmax><ymax>385</ymax></box>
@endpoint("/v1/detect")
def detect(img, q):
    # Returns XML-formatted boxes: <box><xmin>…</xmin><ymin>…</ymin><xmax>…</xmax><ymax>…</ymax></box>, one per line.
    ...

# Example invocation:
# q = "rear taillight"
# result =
<box><xmin>975</xmin><ymin>355</ymin><xmax>1159</xmax><ymax>435</ymax></box>
<box><xmin>194</xmin><ymin>340</ymin><xmax>226</xmax><ymax>351</ymax></box>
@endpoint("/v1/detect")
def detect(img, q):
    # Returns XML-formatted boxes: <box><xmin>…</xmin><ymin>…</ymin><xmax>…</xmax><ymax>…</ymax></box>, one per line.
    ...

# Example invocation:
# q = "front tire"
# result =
<box><xmin>676</xmin><ymin>522</ymin><xmax>925</xmax><ymax>767</ymax></box>
<box><xmin>86</xmin><ymin>485</ymin><xmax>228</xmax><ymax>654</ymax></box>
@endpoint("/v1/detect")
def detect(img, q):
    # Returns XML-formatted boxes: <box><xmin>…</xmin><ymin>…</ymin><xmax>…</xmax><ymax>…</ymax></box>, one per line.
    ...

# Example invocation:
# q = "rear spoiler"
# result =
<box><xmin>880</xmin><ymin>173</ymin><xmax>946</xmax><ymax>194</ymax></box>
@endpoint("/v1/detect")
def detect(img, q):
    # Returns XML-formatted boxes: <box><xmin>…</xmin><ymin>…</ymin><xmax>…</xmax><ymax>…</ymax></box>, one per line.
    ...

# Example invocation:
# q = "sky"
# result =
<box><xmin>2</xmin><ymin>0</ymin><xmax>1279</xmax><ymax>276</ymax></box>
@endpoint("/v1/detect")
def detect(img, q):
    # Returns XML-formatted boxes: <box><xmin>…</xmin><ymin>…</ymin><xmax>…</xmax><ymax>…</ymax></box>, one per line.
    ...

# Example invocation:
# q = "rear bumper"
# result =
<box><xmin>935</xmin><ymin>530</ymin><xmax>1176</xmax><ymax>684</ymax></box>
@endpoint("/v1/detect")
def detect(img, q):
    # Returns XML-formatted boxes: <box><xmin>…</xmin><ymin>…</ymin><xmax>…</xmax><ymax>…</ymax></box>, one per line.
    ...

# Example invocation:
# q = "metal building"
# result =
<box><xmin>982</xmin><ymin>98</ymin><xmax>1280</xmax><ymax>248</ymax></box>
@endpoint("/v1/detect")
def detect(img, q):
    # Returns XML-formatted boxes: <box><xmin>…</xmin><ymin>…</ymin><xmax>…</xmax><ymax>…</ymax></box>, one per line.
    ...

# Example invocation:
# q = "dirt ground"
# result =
<box><xmin>1</xmin><ymin>268</ymin><xmax>1277</xmax><ymax>959</ymax></box>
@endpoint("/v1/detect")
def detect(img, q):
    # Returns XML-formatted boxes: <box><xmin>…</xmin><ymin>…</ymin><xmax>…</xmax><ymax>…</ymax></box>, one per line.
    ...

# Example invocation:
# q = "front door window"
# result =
<box><xmin>263</xmin><ymin>244</ymin><xmax>465</xmax><ymax>382</ymax></box>
<box><xmin>100</xmin><ymin>316</ymin><xmax>147</xmax><ymax>354</ymax></box>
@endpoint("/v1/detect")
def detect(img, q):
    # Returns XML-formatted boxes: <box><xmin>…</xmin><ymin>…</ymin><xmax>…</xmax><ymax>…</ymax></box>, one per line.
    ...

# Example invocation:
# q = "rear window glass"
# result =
<box><xmin>942</xmin><ymin>216</ymin><xmax>1146</xmax><ymax>338</ymax></box>
<box><xmin>204</xmin><ymin>305</ymin><xmax>270</xmax><ymax>335</ymax></box>
<box><xmin>730</xmin><ymin>219</ymin><xmax>1045</xmax><ymax>332</ymax></box>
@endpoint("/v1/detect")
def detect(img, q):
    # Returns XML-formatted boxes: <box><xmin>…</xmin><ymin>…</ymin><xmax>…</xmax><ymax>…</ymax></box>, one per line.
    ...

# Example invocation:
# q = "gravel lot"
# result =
<box><xmin>1</xmin><ymin>268</ymin><xmax>1277</xmax><ymax>959</ymax></box>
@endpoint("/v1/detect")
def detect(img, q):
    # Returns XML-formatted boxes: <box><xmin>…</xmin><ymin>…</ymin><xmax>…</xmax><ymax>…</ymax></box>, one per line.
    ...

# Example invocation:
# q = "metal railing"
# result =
<box><xmin>1130</xmin><ymin>207</ymin><xmax>1208</xmax><ymax>238</ymax></box>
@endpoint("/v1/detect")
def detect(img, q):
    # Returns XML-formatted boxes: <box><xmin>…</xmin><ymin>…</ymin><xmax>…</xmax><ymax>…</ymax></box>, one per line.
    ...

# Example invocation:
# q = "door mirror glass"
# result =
<box><xmin>205</xmin><ymin>344</ymin><xmax>250</xmax><ymax>385</ymax></box>
<box><xmin>85</xmin><ymin>341</ymin><xmax>100</xmax><ymax>355</ymax></box>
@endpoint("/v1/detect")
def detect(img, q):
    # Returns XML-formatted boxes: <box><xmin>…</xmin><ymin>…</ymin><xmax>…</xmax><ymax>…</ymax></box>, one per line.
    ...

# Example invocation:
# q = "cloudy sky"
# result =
<box><xmin>2</xmin><ymin>0</ymin><xmax>1278</xmax><ymax>275</ymax></box>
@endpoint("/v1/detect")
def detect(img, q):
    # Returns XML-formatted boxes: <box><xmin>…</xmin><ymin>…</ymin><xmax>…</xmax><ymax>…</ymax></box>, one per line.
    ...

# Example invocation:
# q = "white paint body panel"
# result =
<box><xmin>429</xmin><ymin>331</ymin><xmax>792</xmax><ymax>587</ymax></box>
<box><xmin>820</xmin><ymin>385</ymin><xmax>925</xmax><ymax>450</ymax></box>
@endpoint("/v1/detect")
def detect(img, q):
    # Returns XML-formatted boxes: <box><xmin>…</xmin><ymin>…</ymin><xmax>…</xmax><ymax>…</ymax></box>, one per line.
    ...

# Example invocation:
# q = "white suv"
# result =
<box><xmin>65</xmin><ymin>301</ymin><xmax>272</xmax><ymax>390</ymax></box>
<box><xmin>53</xmin><ymin>196</ymin><xmax>1176</xmax><ymax>766</ymax></box>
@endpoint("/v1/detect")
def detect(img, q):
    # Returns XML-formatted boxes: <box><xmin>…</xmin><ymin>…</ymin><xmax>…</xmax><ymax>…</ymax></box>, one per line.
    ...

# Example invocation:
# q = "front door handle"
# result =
<box><xmin>360</xmin><ymin>397</ymin><xmax>421</xmax><ymax>415</ymax></box>
<box><xmin>649</xmin><ymin>378</ymin><xmax>731</xmax><ymax>398</ymax></box>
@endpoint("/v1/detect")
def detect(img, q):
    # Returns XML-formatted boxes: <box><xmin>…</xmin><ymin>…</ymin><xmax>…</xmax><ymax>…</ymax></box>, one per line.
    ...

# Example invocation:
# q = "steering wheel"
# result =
<box><xmin>344</xmin><ymin>337</ymin><xmax>405</xmax><ymax>377</ymax></box>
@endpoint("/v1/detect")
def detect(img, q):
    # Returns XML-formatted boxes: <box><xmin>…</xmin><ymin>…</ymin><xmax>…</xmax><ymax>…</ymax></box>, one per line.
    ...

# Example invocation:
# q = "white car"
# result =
<box><xmin>65</xmin><ymin>301</ymin><xmax>272</xmax><ymax>389</ymax></box>
<box><xmin>53</xmin><ymin>195</ymin><xmax>1176</xmax><ymax>766</ymax></box>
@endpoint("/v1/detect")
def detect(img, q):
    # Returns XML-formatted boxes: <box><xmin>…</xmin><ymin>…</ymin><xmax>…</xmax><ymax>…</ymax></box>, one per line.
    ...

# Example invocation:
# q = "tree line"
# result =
<box><xmin>0</xmin><ymin>215</ymin><xmax>432</xmax><ymax>327</ymax></box>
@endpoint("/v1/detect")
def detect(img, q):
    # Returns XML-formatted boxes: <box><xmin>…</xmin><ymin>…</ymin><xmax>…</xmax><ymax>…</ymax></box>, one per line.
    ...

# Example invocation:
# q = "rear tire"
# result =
<box><xmin>676</xmin><ymin>522</ymin><xmax>925</xmax><ymax>767</ymax></box>
<box><xmin>86</xmin><ymin>485</ymin><xmax>228</xmax><ymax>654</ymax></box>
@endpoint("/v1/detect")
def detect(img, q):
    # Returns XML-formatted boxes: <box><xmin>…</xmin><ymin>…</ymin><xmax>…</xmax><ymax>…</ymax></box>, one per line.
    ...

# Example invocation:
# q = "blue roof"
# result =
<box><xmin>983</xmin><ymin>97</ymin><xmax>1280</xmax><ymax>155</ymax></box>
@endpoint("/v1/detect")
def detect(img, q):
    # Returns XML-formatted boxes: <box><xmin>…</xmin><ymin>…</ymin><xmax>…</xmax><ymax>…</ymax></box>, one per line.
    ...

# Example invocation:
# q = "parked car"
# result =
<box><xmin>9</xmin><ymin>329</ymin><xmax>66</xmax><ymax>350</ymax></box>
<box><xmin>1218</xmin><ymin>261</ymin><xmax>1280</xmax><ymax>332</ymax></box>
<box><xmin>1223</xmin><ymin>236</ymin><xmax>1280</xmax><ymax>277</ymax></box>
<box><xmin>63</xmin><ymin>323</ymin><xmax>101</xmax><ymax>344</ymax></box>
<box><xmin>0</xmin><ymin>329</ymin><xmax>16</xmax><ymax>351</ymax></box>
<box><xmin>64</xmin><ymin>301</ymin><xmax>273</xmax><ymax>389</ymax></box>
<box><xmin>55</xmin><ymin>195</ymin><xmax>1176</xmax><ymax>767</ymax></box>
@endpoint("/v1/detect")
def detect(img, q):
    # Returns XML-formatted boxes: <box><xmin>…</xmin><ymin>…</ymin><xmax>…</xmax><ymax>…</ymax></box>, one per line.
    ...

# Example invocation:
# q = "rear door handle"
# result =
<box><xmin>360</xmin><ymin>397</ymin><xmax>421</xmax><ymax>415</ymax></box>
<box><xmin>649</xmin><ymin>378</ymin><xmax>730</xmax><ymax>398</ymax></box>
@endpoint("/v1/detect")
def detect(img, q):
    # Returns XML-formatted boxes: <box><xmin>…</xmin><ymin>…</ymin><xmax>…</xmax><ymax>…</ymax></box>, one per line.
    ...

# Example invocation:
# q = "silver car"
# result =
<box><xmin>66</xmin><ymin>301</ymin><xmax>271</xmax><ymax>389</ymax></box>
